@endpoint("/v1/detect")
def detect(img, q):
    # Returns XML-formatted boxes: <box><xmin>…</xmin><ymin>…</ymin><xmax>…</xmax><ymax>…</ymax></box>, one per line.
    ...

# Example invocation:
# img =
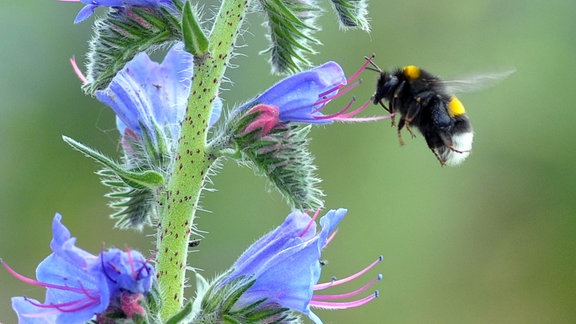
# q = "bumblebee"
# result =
<box><xmin>366</xmin><ymin>60</ymin><xmax>481</xmax><ymax>166</ymax></box>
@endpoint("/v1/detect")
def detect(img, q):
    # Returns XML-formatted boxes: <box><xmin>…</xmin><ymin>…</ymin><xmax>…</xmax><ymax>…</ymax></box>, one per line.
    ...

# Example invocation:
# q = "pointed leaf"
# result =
<box><xmin>62</xmin><ymin>136</ymin><xmax>164</xmax><ymax>188</ymax></box>
<box><xmin>165</xmin><ymin>301</ymin><xmax>193</xmax><ymax>324</ymax></box>
<box><xmin>182</xmin><ymin>0</ymin><xmax>209</xmax><ymax>55</ymax></box>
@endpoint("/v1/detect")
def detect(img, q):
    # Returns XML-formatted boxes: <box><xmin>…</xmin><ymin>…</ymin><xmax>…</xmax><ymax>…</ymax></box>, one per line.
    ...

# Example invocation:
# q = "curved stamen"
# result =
<box><xmin>299</xmin><ymin>209</ymin><xmax>322</xmax><ymax>238</ymax></box>
<box><xmin>125</xmin><ymin>248</ymin><xmax>138</xmax><ymax>280</ymax></box>
<box><xmin>2</xmin><ymin>260</ymin><xmax>99</xmax><ymax>296</ymax></box>
<box><xmin>309</xmin><ymin>291</ymin><xmax>379</xmax><ymax>310</ymax></box>
<box><xmin>347</xmin><ymin>55</ymin><xmax>375</xmax><ymax>84</ymax></box>
<box><xmin>324</xmin><ymin>229</ymin><xmax>338</xmax><ymax>248</ymax></box>
<box><xmin>70</xmin><ymin>56</ymin><xmax>88</xmax><ymax>84</ymax></box>
<box><xmin>312</xmin><ymin>274</ymin><xmax>382</xmax><ymax>301</ymax></box>
<box><xmin>313</xmin><ymin>80</ymin><xmax>359</xmax><ymax>108</ymax></box>
<box><xmin>314</xmin><ymin>256</ymin><xmax>383</xmax><ymax>291</ymax></box>
<box><xmin>313</xmin><ymin>97</ymin><xmax>356</xmax><ymax>120</ymax></box>
<box><xmin>101</xmin><ymin>248</ymin><xmax>118</xmax><ymax>284</ymax></box>
<box><xmin>330</xmin><ymin>100</ymin><xmax>393</xmax><ymax>122</ymax></box>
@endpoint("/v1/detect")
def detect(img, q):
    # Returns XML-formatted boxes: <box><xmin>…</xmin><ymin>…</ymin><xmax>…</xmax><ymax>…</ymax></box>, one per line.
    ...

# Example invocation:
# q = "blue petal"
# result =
<box><xmin>209</xmin><ymin>97</ymin><xmax>223</xmax><ymax>128</ymax></box>
<box><xmin>231</xmin><ymin>211</ymin><xmax>316</xmax><ymax>277</ymax></box>
<box><xmin>49</xmin><ymin>213</ymin><xmax>98</xmax><ymax>269</ymax></box>
<box><xmin>100</xmin><ymin>248</ymin><xmax>156</xmax><ymax>296</ymax></box>
<box><xmin>73</xmin><ymin>5</ymin><xmax>97</xmax><ymax>24</ymax></box>
<box><xmin>74</xmin><ymin>0</ymin><xmax>177</xmax><ymax>23</ymax></box>
<box><xmin>241</xmin><ymin>62</ymin><xmax>346</xmax><ymax>124</ymax></box>
<box><xmin>96</xmin><ymin>44</ymin><xmax>192</xmax><ymax>140</ymax></box>
<box><xmin>11</xmin><ymin>297</ymin><xmax>58</xmax><ymax>324</ymax></box>
<box><xmin>11</xmin><ymin>215</ymin><xmax>110</xmax><ymax>323</ymax></box>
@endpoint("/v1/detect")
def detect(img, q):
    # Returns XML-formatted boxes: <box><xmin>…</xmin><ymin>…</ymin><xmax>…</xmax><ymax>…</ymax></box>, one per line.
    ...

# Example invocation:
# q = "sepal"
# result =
<box><xmin>166</xmin><ymin>301</ymin><xmax>193</xmax><ymax>324</ymax></box>
<box><xmin>93</xmin><ymin>285</ymin><xmax>163</xmax><ymax>323</ymax></box>
<box><xmin>189</xmin><ymin>273</ymin><xmax>300</xmax><ymax>324</ymax></box>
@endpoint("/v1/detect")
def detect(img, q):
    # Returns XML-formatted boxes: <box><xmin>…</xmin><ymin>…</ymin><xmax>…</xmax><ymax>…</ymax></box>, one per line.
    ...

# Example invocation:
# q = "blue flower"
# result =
<box><xmin>219</xmin><ymin>209</ymin><xmax>382</xmax><ymax>323</ymax></box>
<box><xmin>2</xmin><ymin>214</ymin><xmax>155</xmax><ymax>324</ymax></box>
<box><xmin>237</xmin><ymin>60</ymin><xmax>389</xmax><ymax>124</ymax></box>
<box><xmin>95</xmin><ymin>43</ymin><xmax>222</xmax><ymax>144</ymax></box>
<box><xmin>70</xmin><ymin>0</ymin><xmax>177</xmax><ymax>24</ymax></box>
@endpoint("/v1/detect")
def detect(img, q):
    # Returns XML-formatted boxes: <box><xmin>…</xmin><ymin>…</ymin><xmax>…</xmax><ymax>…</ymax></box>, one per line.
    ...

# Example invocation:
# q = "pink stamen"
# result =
<box><xmin>318</xmin><ymin>83</ymin><xmax>345</xmax><ymax>98</ymax></box>
<box><xmin>101</xmin><ymin>250</ymin><xmax>118</xmax><ymax>284</ymax></box>
<box><xmin>313</xmin><ymin>80</ymin><xmax>359</xmax><ymax>108</ymax></box>
<box><xmin>347</xmin><ymin>55</ymin><xmax>375</xmax><ymax>84</ymax></box>
<box><xmin>309</xmin><ymin>291</ymin><xmax>379</xmax><ymax>310</ymax></box>
<box><xmin>330</xmin><ymin>100</ymin><xmax>393</xmax><ymax>122</ymax></box>
<box><xmin>314</xmin><ymin>256</ymin><xmax>383</xmax><ymax>291</ymax></box>
<box><xmin>125</xmin><ymin>248</ymin><xmax>138</xmax><ymax>280</ymax></box>
<box><xmin>314</xmin><ymin>57</ymin><xmax>372</xmax><ymax>108</ymax></box>
<box><xmin>324</xmin><ymin>229</ymin><xmax>338</xmax><ymax>248</ymax></box>
<box><xmin>312</xmin><ymin>274</ymin><xmax>382</xmax><ymax>301</ymax></box>
<box><xmin>299</xmin><ymin>209</ymin><xmax>322</xmax><ymax>238</ymax></box>
<box><xmin>313</xmin><ymin>97</ymin><xmax>357</xmax><ymax>120</ymax></box>
<box><xmin>70</xmin><ymin>56</ymin><xmax>88</xmax><ymax>84</ymax></box>
<box><xmin>26</xmin><ymin>296</ymin><xmax>99</xmax><ymax>313</ymax></box>
<box><xmin>1</xmin><ymin>260</ymin><xmax>98</xmax><ymax>296</ymax></box>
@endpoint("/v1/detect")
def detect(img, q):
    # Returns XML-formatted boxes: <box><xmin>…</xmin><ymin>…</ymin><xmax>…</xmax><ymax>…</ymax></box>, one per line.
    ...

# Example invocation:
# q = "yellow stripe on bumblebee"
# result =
<box><xmin>402</xmin><ymin>65</ymin><xmax>421</xmax><ymax>80</ymax></box>
<box><xmin>447</xmin><ymin>96</ymin><xmax>466</xmax><ymax>117</ymax></box>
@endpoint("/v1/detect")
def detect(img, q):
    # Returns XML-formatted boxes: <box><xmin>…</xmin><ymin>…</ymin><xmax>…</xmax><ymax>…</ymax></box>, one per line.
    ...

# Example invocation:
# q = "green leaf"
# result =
<box><xmin>166</xmin><ymin>301</ymin><xmax>193</xmax><ymax>324</ymax></box>
<box><xmin>62</xmin><ymin>136</ymin><xmax>164</xmax><ymax>189</ymax></box>
<box><xmin>182</xmin><ymin>0</ymin><xmax>209</xmax><ymax>56</ymax></box>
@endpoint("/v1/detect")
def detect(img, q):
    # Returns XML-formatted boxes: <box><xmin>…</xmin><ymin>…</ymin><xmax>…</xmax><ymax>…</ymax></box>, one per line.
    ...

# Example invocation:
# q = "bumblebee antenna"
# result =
<box><xmin>364</xmin><ymin>54</ymin><xmax>383</xmax><ymax>73</ymax></box>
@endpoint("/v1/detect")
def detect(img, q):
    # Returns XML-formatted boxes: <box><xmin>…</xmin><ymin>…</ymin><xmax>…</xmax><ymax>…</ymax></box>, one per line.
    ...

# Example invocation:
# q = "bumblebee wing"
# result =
<box><xmin>436</xmin><ymin>68</ymin><xmax>516</xmax><ymax>94</ymax></box>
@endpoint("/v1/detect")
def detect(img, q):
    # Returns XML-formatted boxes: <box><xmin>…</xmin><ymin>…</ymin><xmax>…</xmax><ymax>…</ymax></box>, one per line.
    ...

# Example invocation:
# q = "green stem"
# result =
<box><xmin>156</xmin><ymin>0</ymin><xmax>249</xmax><ymax>320</ymax></box>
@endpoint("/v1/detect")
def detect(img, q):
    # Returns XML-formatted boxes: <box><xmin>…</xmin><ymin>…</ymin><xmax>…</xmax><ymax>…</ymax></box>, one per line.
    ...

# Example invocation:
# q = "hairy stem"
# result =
<box><xmin>156</xmin><ymin>0</ymin><xmax>249</xmax><ymax>320</ymax></box>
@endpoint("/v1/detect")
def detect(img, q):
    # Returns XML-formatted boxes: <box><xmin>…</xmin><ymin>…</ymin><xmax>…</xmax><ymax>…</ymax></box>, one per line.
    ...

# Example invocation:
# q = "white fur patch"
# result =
<box><xmin>443</xmin><ymin>131</ymin><xmax>474</xmax><ymax>166</ymax></box>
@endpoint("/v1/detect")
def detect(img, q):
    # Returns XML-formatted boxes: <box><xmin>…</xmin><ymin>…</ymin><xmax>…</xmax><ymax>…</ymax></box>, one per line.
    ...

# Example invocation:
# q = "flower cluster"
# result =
<box><xmin>4</xmin><ymin>1</ymin><xmax>385</xmax><ymax>323</ymax></box>
<box><xmin>2</xmin><ymin>214</ymin><xmax>156</xmax><ymax>323</ymax></box>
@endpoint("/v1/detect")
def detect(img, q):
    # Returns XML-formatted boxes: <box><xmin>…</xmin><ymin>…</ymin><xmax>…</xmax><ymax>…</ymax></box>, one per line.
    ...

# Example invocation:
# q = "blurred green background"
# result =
<box><xmin>1</xmin><ymin>0</ymin><xmax>575</xmax><ymax>323</ymax></box>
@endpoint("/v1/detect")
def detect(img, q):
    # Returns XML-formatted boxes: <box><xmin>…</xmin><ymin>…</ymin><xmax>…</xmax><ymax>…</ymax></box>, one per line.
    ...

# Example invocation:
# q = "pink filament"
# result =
<box><xmin>312</xmin><ymin>274</ymin><xmax>382</xmax><ymax>301</ymax></box>
<box><xmin>70</xmin><ymin>56</ymin><xmax>88</xmax><ymax>84</ymax></box>
<box><xmin>309</xmin><ymin>291</ymin><xmax>379</xmax><ymax>310</ymax></box>
<box><xmin>299</xmin><ymin>209</ymin><xmax>322</xmax><ymax>238</ymax></box>
<box><xmin>314</xmin><ymin>256</ymin><xmax>383</xmax><ymax>291</ymax></box>
<box><xmin>2</xmin><ymin>260</ymin><xmax>98</xmax><ymax>296</ymax></box>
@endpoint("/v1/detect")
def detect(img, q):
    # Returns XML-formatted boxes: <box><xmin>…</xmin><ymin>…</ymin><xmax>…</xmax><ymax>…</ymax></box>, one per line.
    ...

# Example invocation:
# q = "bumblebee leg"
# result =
<box><xmin>430</xmin><ymin>148</ymin><xmax>446</xmax><ymax>166</ymax></box>
<box><xmin>389</xmin><ymin>81</ymin><xmax>405</xmax><ymax>127</ymax></box>
<box><xmin>438</xmin><ymin>132</ymin><xmax>469</xmax><ymax>154</ymax></box>
<box><xmin>447</xmin><ymin>145</ymin><xmax>470</xmax><ymax>154</ymax></box>
<box><xmin>403</xmin><ymin>101</ymin><xmax>421</xmax><ymax>138</ymax></box>
<box><xmin>404</xmin><ymin>118</ymin><xmax>416</xmax><ymax>138</ymax></box>
<box><xmin>397</xmin><ymin>118</ymin><xmax>406</xmax><ymax>146</ymax></box>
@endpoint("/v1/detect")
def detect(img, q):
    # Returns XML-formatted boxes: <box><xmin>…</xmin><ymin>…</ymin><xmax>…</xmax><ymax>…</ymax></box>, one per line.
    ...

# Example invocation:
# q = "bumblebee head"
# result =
<box><xmin>378</xmin><ymin>72</ymin><xmax>400</xmax><ymax>95</ymax></box>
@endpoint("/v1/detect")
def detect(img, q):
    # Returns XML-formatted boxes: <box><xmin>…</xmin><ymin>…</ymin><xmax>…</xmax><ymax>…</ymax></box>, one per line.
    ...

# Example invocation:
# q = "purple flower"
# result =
<box><xmin>2</xmin><ymin>214</ymin><xmax>155</xmax><ymax>324</ymax></box>
<box><xmin>237</xmin><ymin>60</ymin><xmax>390</xmax><ymax>124</ymax></box>
<box><xmin>64</xmin><ymin>0</ymin><xmax>177</xmax><ymax>24</ymax></box>
<box><xmin>94</xmin><ymin>43</ymin><xmax>222</xmax><ymax>144</ymax></box>
<box><xmin>220</xmin><ymin>209</ymin><xmax>381</xmax><ymax>323</ymax></box>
